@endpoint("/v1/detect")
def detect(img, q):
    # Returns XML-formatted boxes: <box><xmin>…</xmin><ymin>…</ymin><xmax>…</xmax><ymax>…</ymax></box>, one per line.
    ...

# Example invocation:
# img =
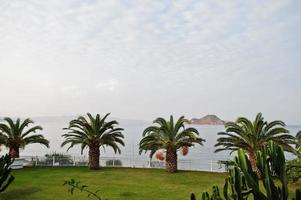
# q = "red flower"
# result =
<box><xmin>181</xmin><ymin>146</ymin><xmax>189</xmax><ymax>156</ymax></box>
<box><xmin>155</xmin><ymin>151</ymin><xmax>165</xmax><ymax>161</ymax></box>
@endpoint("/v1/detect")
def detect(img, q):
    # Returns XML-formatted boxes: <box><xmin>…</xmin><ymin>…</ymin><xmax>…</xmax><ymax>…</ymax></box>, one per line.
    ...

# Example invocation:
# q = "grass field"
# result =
<box><xmin>0</xmin><ymin>167</ymin><xmax>300</xmax><ymax>200</ymax></box>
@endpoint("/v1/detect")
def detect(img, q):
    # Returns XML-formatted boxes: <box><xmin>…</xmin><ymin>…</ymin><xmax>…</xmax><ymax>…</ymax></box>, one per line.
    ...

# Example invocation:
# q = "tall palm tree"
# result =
<box><xmin>61</xmin><ymin>113</ymin><xmax>124</xmax><ymax>170</ymax></box>
<box><xmin>0</xmin><ymin>117</ymin><xmax>49</xmax><ymax>158</ymax></box>
<box><xmin>139</xmin><ymin>115</ymin><xmax>205</xmax><ymax>173</ymax></box>
<box><xmin>215</xmin><ymin>113</ymin><xmax>297</xmax><ymax>177</ymax></box>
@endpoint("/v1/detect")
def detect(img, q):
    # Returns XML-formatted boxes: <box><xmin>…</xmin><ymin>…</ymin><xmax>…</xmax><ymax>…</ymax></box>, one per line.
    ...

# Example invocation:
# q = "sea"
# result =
<box><xmin>0</xmin><ymin>116</ymin><xmax>300</xmax><ymax>171</ymax></box>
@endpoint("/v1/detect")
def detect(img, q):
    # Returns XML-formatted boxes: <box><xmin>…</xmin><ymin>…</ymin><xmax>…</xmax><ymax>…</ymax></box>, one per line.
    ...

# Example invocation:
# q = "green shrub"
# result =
<box><xmin>286</xmin><ymin>159</ymin><xmax>301</xmax><ymax>182</ymax></box>
<box><xmin>37</xmin><ymin>152</ymin><xmax>74</xmax><ymax>166</ymax></box>
<box><xmin>105</xmin><ymin>159</ymin><xmax>122</xmax><ymax>167</ymax></box>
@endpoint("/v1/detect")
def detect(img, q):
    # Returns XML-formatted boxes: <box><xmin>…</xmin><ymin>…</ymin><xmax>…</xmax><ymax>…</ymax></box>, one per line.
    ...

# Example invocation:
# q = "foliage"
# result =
<box><xmin>105</xmin><ymin>159</ymin><xmax>122</xmax><ymax>167</ymax></box>
<box><xmin>44</xmin><ymin>152</ymin><xmax>73</xmax><ymax>166</ymax></box>
<box><xmin>0</xmin><ymin>154</ymin><xmax>15</xmax><ymax>193</ymax></box>
<box><xmin>217</xmin><ymin>160</ymin><xmax>235</xmax><ymax>172</ymax></box>
<box><xmin>191</xmin><ymin>142</ymin><xmax>301</xmax><ymax>200</ymax></box>
<box><xmin>0</xmin><ymin>117</ymin><xmax>49</xmax><ymax>158</ymax></box>
<box><xmin>286</xmin><ymin>159</ymin><xmax>301</xmax><ymax>182</ymax></box>
<box><xmin>45</xmin><ymin>152</ymin><xmax>71</xmax><ymax>157</ymax></box>
<box><xmin>295</xmin><ymin>190</ymin><xmax>301</xmax><ymax>200</ymax></box>
<box><xmin>297</xmin><ymin>131</ymin><xmax>301</xmax><ymax>157</ymax></box>
<box><xmin>215</xmin><ymin>113</ymin><xmax>297</xmax><ymax>177</ymax></box>
<box><xmin>63</xmin><ymin>179</ymin><xmax>103</xmax><ymax>200</ymax></box>
<box><xmin>61</xmin><ymin>113</ymin><xmax>124</xmax><ymax>169</ymax></box>
<box><xmin>139</xmin><ymin>115</ymin><xmax>205</xmax><ymax>157</ymax></box>
<box><xmin>191</xmin><ymin>186</ymin><xmax>223</xmax><ymax>200</ymax></box>
<box><xmin>215</xmin><ymin>113</ymin><xmax>297</xmax><ymax>155</ymax></box>
<box><xmin>149</xmin><ymin>160</ymin><xmax>164</xmax><ymax>168</ymax></box>
<box><xmin>139</xmin><ymin>115</ymin><xmax>205</xmax><ymax>172</ymax></box>
<box><xmin>62</xmin><ymin>113</ymin><xmax>124</xmax><ymax>155</ymax></box>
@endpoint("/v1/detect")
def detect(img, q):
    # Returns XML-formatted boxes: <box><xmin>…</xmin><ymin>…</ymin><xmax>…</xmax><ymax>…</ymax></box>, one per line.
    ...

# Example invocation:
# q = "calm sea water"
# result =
<box><xmin>1</xmin><ymin>116</ymin><xmax>300</xmax><ymax>171</ymax></box>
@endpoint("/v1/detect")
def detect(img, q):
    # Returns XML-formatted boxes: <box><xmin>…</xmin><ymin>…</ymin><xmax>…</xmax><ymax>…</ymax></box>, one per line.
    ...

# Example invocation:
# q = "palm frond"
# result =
<box><xmin>139</xmin><ymin>115</ymin><xmax>205</xmax><ymax>156</ymax></box>
<box><xmin>21</xmin><ymin>126</ymin><xmax>43</xmax><ymax>138</ymax></box>
<box><xmin>296</xmin><ymin>131</ymin><xmax>301</xmax><ymax>149</ymax></box>
<box><xmin>23</xmin><ymin>135</ymin><xmax>49</xmax><ymax>148</ymax></box>
<box><xmin>61</xmin><ymin>113</ymin><xmax>124</xmax><ymax>154</ymax></box>
<box><xmin>214</xmin><ymin>113</ymin><xmax>297</xmax><ymax>156</ymax></box>
<box><xmin>0</xmin><ymin>117</ymin><xmax>48</xmax><ymax>152</ymax></box>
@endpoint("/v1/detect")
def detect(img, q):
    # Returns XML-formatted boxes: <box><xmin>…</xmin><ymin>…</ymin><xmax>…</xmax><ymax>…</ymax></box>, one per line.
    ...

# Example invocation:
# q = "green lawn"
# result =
<box><xmin>0</xmin><ymin>167</ymin><xmax>300</xmax><ymax>200</ymax></box>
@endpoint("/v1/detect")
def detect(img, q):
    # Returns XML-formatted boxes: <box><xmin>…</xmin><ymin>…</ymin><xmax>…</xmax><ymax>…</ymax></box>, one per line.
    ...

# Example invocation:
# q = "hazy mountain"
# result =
<box><xmin>190</xmin><ymin>115</ymin><xmax>225</xmax><ymax>125</ymax></box>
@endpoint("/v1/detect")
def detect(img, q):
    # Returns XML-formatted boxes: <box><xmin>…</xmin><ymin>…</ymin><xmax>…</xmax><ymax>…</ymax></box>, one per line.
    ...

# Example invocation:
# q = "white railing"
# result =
<box><xmin>19</xmin><ymin>155</ymin><xmax>228</xmax><ymax>172</ymax></box>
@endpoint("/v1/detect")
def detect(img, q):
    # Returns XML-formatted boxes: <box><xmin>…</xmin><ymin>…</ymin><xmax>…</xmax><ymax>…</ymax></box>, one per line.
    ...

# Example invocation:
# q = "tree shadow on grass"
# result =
<box><xmin>0</xmin><ymin>187</ymin><xmax>41</xmax><ymax>200</ymax></box>
<box><xmin>120</xmin><ymin>191</ymin><xmax>137</xmax><ymax>197</ymax></box>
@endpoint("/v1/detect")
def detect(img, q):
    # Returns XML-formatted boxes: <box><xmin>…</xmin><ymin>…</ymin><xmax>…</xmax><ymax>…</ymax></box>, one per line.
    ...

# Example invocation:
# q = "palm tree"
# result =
<box><xmin>0</xmin><ymin>117</ymin><xmax>49</xmax><ymax>158</ymax></box>
<box><xmin>61</xmin><ymin>113</ymin><xmax>124</xmax><ymax>170</ymax></box>
<box><xmin>215</xmin><ymin>113</ymin><xmax>297</xmax><ymax>177</ymax></box>
<box><xmin>139</xmin><ymin>115</ymin><xmax>205</xmax><ymax>173</ymax></box>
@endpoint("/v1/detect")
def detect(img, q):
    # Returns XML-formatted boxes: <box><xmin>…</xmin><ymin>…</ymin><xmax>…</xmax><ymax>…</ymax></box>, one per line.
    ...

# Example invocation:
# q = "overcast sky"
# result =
<box><xmin>0</xmin><ymin>0</ymin><xmax>300</xmax><ymax>124</ymax></box>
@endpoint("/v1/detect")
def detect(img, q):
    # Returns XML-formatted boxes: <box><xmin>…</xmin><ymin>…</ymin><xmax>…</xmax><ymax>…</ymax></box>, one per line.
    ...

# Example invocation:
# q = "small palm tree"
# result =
<box><xmin>139</xmin><ymin>115</ymin><xmax>205</xmax><ymax>173</ymax></box>
<box><xmin>61</xmin><ymin>113</ymin><xmax>124</xmax><ymax>170</ymax></box>
<box><xmin>215</xmin><ymin>113</ymin><xmax>297</xmax><ymax>177</ymax></box>
<box><xmin>0</xmin><ymin>117</ymin><xmax>49</xmax><ymax>158</ymax></box>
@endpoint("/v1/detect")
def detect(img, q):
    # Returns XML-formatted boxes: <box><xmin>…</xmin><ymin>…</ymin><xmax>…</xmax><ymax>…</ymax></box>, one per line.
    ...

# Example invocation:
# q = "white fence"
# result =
<box><xmin>19</xmin><ymin>155</ymin><xmax>228</xmax><ymax>172</ymax></box>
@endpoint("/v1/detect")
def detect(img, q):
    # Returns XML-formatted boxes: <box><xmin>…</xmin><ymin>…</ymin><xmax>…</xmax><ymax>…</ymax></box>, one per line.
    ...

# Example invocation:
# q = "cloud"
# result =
<box><xmin>61</xmin><ymin>79</ymin><xmax>119</xmax><ymax>94</ymax></box>
<box><xmin>0</xmin><ymin>0</ymin><xmax>300</xmax><ymax>123</ymax></box>
<box><xmin>96</xmin><ymin>79</ymin><xmax>119</xmax><ymax>91</ymax></box>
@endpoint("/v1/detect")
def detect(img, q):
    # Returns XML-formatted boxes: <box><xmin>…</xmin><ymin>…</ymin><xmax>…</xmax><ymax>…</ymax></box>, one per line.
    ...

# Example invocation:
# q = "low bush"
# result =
<box><xmin>286</xmin><ymin>159</ymin><xmax>301</xmax><ymax>182</ymax></box>
<box><xmin>105</xmin><ymin>159</ymin><xmax>122</xmax><ymax>167</ymax></box>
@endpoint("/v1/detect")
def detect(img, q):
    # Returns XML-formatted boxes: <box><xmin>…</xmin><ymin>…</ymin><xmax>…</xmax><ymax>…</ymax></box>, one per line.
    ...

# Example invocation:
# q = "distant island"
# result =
<box><xmin>189</xmin><ymin>114</ymin><xmax>225</xmax><ymax>125</ymax></box>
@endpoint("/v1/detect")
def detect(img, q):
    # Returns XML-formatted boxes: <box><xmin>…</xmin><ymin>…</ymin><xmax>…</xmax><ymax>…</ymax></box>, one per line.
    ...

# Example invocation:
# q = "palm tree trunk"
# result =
<box><xmin>9</xmin><ymin>147</ymin><xmax>19</xmax><ymax>158</ymax></box>
<box><xmin>247</xmin><ymin>150</ymin><xmax>262</xmax><ymax>178</ymax></box>
<box><xmin>88</xmin><ymin>145</ymin><xmax>100</xmax><ymax>170</ymax></box>
<box><xmin>165</xmin><ymin>148</ymin><xmax>177</xmax><ymax>173</ymax></box>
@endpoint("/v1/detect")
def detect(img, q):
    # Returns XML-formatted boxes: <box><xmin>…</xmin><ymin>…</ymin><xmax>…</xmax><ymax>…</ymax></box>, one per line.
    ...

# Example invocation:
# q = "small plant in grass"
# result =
<box><xmin>63</xmin><ymin>179</ymin><xmax>104</xmax><ymax>200</ymax></box>
<box><xmin>0</xmin><ymin>154</ymin><xmax>15</xmax><ymax>193</ymax></box>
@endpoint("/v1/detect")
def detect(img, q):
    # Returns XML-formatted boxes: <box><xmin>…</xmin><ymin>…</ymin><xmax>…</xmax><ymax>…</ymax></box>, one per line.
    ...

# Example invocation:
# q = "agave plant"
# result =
<box><xmin>0</xmin><ymin>154</ymin><xmax>15</xmax><ymax>193</ymax></box>
<box><xmin>61</xmin><ymin>113</ymin><xmax>124</xmax><ymax>170</ymax></box>
<box><xmin>215</xmin><ymin>113</ymin><xmax>297</xmax><ymax>177</ymax></box>
<box><xmin>139</xmin><ymin>115</ymin><xmax>205</xmax><ymax>172</ymax></box>
<box><xmin>192</xmin><ymin>142</ymin><xmax>301</xmax><ymax>200</ymax></box>
<box><xmin>0</xmin><ymin>117</ymin><xmax>49</xmax><ymax>158</ymax></box>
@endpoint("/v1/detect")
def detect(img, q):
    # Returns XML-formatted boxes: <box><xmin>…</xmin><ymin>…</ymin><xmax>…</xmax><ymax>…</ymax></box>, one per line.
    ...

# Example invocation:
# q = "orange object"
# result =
<box><xmin>155</xmin><ymin>151</ymin><xmax>165</xmax><ymax>161</ymax></box>
<box><xmin>181</xmin><ymin>146</ymin><xmax>189</xmax><ymax>156</ymax></box>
